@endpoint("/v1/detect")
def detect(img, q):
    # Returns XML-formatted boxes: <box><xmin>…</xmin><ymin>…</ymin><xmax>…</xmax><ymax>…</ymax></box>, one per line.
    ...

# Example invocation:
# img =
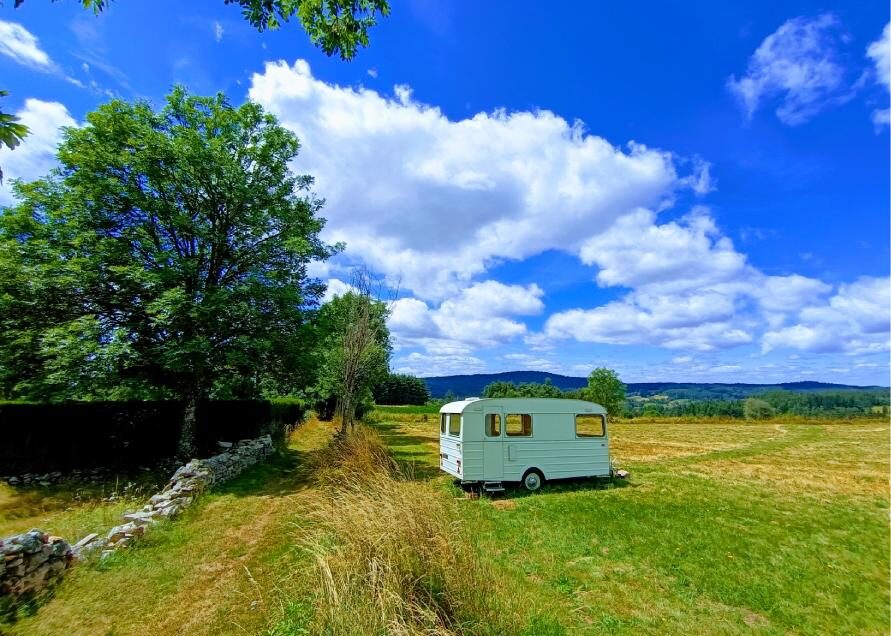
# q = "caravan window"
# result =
<box><xmin>440</xmin><ymin>414</ymin><xmax>447</xmax><ymax>434</ymax></box>
<box><xmin>448</xmin><ymin>413</ymin><xmax>461</xmax><ymax>436</ymax></box>
<box><xmin>576</xmin><ymin>414</ymin><xmax>605</xmax><ymax>437</ymax></box>
<box><xmin>506</xmin><ymin>414</ymin><xmax>533</xmax><ymax>437</ymax></box>
<box><xmin>485</xmin><ymin>414</ymin><xmax>501</xmax><ymax>437</ymax></box>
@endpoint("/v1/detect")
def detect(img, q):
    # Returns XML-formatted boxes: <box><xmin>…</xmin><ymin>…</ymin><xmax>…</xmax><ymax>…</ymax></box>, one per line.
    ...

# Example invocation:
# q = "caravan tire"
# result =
<box><xmin>522</xmin><ymin>469</ymin><xmax>544</xmax><ymax>492</ymax></box>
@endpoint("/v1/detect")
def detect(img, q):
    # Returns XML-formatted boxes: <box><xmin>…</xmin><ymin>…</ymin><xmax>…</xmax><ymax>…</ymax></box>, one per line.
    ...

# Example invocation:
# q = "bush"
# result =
<box><xmin>744</xmin><ymin>398</ymin><xmax>775</xmax><ymax>420</ymax></box>
<box><xmin>0</xmin><ymin>399</ymin><xmax>305</xmax><ymax>474</ymax></box>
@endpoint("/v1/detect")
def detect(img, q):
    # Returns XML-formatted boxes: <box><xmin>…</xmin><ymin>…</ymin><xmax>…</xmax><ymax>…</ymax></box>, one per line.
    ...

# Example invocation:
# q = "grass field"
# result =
<box><xmin>1</xmin><ymin>413</ymin><xmax>888</xmax><ymax>635</ymax></box>
<box><xmin>369</xmin><ymin>412</ymin><xmax>891</xmax><ymax>635</ymax></box>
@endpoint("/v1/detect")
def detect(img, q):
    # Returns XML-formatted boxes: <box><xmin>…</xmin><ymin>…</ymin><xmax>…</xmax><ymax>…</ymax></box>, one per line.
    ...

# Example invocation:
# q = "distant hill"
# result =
<box><xmin>421</xmin><ymin>370</ymin><xmax>887</xmax><ymax>400</ymax></box>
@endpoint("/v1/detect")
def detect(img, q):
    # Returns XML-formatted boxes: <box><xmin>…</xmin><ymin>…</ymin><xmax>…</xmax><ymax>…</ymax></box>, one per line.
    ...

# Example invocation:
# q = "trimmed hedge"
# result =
<box><xmin>0</xmin><ymin>399</ymin><xmax>304</xmax><ymax>474</ymax></box>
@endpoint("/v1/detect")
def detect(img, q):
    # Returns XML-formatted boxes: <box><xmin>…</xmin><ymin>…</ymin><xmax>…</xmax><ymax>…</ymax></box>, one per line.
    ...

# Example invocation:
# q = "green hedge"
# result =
<box><xmin>0</xmin><ymin>399</ymin><xmax>305</xmax><ymax>475</ymax></box>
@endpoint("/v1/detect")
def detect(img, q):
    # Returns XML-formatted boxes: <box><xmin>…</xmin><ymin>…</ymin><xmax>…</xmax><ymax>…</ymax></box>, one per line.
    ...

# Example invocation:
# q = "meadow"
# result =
<box><xmin>1</xmin><ymin>412</ymin><xmax>887</xmax><ymax>635</ymax></box>
<box><xmin>370</xmin><ymin>413</ymin><xmax>890</xmax><ymax>634</ymax></box>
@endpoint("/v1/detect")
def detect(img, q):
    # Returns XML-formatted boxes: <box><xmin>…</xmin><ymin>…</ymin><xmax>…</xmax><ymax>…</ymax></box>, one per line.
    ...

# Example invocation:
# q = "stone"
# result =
<box><xmin>12</xmin><ymin>532</ymin><xmax>42</xmax><ymax>554</ymax></box>
<box><xmin>217</xmin><ymin>441</ymin><xmax>233</xmax><ymax>449</ymax></box>
<box><xmin>28</xmin><ymin>550</ymin><xmax>49</xmax><ymax>569</ymax></box>
<box><xmin>107</xmin><ymin>523</ymin><xmax>137</xmax><ymax>543</ymax></box>
<box><xmin>72</xmin><ymin>533</ymin><xmax>99</xmax><ymax>551</ymax></box>
<box><xmin>122</xmin><ymin>510</ymin><xmax>157</xmax><ymax>523</ymax></box>
<box><xmin>0</xmin><ymin>529</ymin><xmax>71</xmax><ymax>606</ymax></box>
<box><xmin>157</xmin><ymin>504</ymin><xmax>181</xmax><ymax>518</ymax></box>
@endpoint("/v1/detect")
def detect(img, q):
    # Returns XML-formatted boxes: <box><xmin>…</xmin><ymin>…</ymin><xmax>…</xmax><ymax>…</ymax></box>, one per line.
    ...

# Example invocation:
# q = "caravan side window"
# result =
<box><xmin>485</xmin><ymin>414</ymin><xmax>501</xmax><ymax>437</ymax></box>
<box><xmin>576</xmin><ymin>414</ymin><xmax>605</xmax><ymax>437</ymax></box>
<box><xmin>440</xmin><ymin>414</ymin><xmax>447</xmax><ymax>434</ymax></box>
<box><xmin>448</xmin><ymin>413</ymin><xmax>461</xmax><ymax>436</ymax></box>
<box><xmin>506</xmin><ymin>414</ymin><xmax>533</xmax><ymax>437</ymax></box>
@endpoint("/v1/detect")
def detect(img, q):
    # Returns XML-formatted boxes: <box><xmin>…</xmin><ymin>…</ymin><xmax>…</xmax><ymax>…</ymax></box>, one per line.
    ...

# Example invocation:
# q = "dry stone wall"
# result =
<box><xmin>0</xmin><ymin>531</ymin><xmax>73</xmax><ymax>614</ymax></box>
<box><xmin>72</xmin><ymin>435</ymin><xmax>275</xmax><ymax>557</ymax></box>
<box><xmin>1</xmin><ymin>435</ymin><xmax>275</xmax><ymax>613</ymax></box>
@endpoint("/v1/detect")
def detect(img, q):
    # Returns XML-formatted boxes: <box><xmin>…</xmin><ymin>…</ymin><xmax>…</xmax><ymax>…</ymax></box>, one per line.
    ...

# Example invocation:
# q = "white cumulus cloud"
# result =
<box><xmin>538</xmin><ymin>207</ymin><xmax>839</xmax><ymax>352</ymax></box>
<box><xmin>762</xmin><ymin>277</ymin><xmax>891</xmax><ymax>354</ymax></box>
<box><xmin>248</xmin><ymin>59</ymin><xmax>703</xmax><ymax>300</ymax></box>
<box><xmin>727</xmin><ymin>14</ymin><xmax>852</xmax><ymax>125</ymax></box>
<box><xmin>0</xmin><ymin>99</ymin><xmax>77</xmax><ymax>204</ymax></box>
<box><xmin>389</xmin><ymin>281</ymin><xmax>544</xmax><ymax>351</ymax></box>
<box><xmin>866</xmin><ymin>22</ymin><xmax>890</xmax><ymax>127</ymax></box>
<box><xmin>0</xmin><ymin>20</ymin><xmax>54</xmax><ymax>70</ymax></box>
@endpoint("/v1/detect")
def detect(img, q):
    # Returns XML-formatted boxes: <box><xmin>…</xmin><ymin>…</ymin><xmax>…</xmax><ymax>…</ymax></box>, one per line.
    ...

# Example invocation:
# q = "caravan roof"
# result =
<box><xmin>439</xmin><ymin>397</ymin><xmax>606</xmax><ymax>414</ymax></box>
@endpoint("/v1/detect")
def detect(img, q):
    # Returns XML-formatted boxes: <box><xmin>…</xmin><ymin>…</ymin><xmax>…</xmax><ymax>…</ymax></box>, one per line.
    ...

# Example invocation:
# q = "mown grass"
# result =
<box><xmin>373</xmin><ymin>403</ymin><xmax>443</xmax><ymax>415</ymax></box>
<box><xmin>0</xmin><ymin>472</ymin><xmax>164</xmax><ymax>541</ymax></box>
<box><xmin>370</xmin><ymin>413</ymin><xmax>891</xmax><ymax>636</ymax></box>
<box><xmin>3</xmin><ymin>413</ymin><xmax>887</xmax><ymax>635</ymax></box>
<box><xmin>1</xmin><ymin>417</ymin><xmax>338</xmax><ymax>636</ymax></box>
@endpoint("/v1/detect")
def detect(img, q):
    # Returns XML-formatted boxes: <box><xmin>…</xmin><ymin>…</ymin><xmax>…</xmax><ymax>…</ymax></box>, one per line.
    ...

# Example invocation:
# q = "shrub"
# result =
<box><xmin>0</xmin><ymin>399</ymin><xmax>305</xmax><ymax>474</ymax></box>
<box><xmin>744</xmin><ymin>398</ymin><xmax>775</xmax><ymax>420</ymax></box>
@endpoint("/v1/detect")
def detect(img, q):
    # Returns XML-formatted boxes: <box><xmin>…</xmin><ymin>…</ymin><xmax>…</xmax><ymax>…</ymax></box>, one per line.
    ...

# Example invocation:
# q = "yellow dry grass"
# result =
<box><xmin>299</xmin><ymin>426</ymin><xmax>520</xmax><ymax>636</ymax></box>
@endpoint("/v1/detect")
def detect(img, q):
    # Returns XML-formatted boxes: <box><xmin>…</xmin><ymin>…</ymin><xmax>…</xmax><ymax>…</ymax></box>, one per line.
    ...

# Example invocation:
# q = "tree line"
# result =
<box><xmin>480</xmin><ymin>375</ymin><xmax>887</xmax><ymax>419</ymax></box>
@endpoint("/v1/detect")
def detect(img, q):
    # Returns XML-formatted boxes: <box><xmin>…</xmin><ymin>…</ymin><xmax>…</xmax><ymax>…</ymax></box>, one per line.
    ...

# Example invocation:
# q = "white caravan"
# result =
<box><xmin>438</xmin><ymin>397</ymin><xmax>611</xmax><ymax>493</ymax></box>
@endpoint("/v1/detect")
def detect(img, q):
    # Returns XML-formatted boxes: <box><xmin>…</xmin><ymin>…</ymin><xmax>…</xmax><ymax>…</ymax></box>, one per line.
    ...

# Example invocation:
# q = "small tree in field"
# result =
<box><xmin>0</xmin><ymin>87</ymin><xmax>333</xmax><ymax>459</ymax></box>
<box><xmin>314</xmin><ymin>270</ymin><xmax>391</xmax><ymax>434</ymax></box>
<box><xmin>744</xmin><ymin>398</ymin><xmax>775</xmax><ymax>419</ymax></box>
<box><xmin>583</xmin><ymin>367</ymin><xmax>626</xmax><ymax>417</ymax></box>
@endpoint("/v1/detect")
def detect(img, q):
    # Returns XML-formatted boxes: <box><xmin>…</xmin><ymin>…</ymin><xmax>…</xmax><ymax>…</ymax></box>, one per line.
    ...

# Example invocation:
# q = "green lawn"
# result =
<box><xmin>369</xmin><ymin>414</ymin><xmax>891</xmax><ymax>635</ymax></box>
<box><xmin>1</xmin><ymin>418</ymin><xmax>337</xmax><ymax>636</ymax></box>
<box><xmin>2</xmin><ymin>414</ymin><xmax>887</xmax><ymax>635</ymax></box>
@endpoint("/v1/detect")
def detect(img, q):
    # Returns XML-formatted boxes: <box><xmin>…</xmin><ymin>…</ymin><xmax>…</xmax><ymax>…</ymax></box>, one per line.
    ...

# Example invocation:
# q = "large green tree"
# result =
<box><xmin>0</xmin><ymin>87</ymin><xmax>334</xmax><ymax>458</ymax></box>
<box><xmin>583</xmin><ymin>367</ymin><xmax>627</xmax><ymax>417</ymax></box>
<box><xmin>13</xmin><ymin>0</ymin><xmax>389</xmax><ymax>61</ymax></box>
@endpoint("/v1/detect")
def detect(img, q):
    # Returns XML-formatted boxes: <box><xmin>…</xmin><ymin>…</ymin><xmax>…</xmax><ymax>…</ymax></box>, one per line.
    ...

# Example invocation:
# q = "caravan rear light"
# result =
<box><xmin>457</xmin><ymin>459</ymin><xmax>462</xmax><ymax>474</ymax></box>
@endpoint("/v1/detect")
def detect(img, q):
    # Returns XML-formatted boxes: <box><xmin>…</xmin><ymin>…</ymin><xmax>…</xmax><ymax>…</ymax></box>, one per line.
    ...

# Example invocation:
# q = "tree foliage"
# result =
<box><xmin>583</xmin><ymin>368</ymin><xmax>626</xmax><ymax>417</ymax></box>
<box><xmin>0</xmin><ymin>87</ymin><xmax>333</xmax><ymax>457</ymax></box>
<box><xmin>373</xmin><ymin>373</ymin><xmax>430</xmax><ymax>405</ymax></box>
<box><xmin>14</xmin><ymin>0</ymin><xmax>389</xmax><ymax>61</ymax></box>
<box><xmin>743</xmin><ymin>398</ymin><xmax>775</xmax><ymax>420</ymax></box>
<box><xmin>0</xmin><ymin>90</ymin><xmax>30</xmax><ymax>184</ymax></box>
<box><xmin>482</xmin><ymin>378</ymin><xmax>564</xmax><ymax>399</ymax></box>
<box><xmin>312</xmin><ymin>272</ymin><xmax>391</xmax><ymax>432</ymax></box>
<box><xmin>225</xmin><ymin>0</ymin><xmax>390</xmax><ymax>60</ymax></box>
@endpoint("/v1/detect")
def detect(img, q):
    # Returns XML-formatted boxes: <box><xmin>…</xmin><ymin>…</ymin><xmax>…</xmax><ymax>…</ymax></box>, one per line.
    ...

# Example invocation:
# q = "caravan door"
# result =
<box><xmin>482</xmin><ymin>409</ymin><xmax>504</xmax><ymax>480</ymax></box>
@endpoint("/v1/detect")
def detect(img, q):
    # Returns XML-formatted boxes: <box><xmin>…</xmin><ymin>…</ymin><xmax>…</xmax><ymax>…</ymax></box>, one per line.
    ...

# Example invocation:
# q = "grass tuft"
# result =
<box><xmin>302</xmin><ymin>426</ymin><xmax>522</xmax><ymax>636</ymax></box>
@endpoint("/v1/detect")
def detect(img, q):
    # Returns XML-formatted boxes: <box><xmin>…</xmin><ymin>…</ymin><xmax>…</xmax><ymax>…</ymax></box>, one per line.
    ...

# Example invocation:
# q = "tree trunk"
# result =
<box><xmin>339</xmin><ymin>395</ymin><xmax>351</xmax><ymax>436</ymax></box>
<box><xmin>177</xmin><ymin>391</ymin><xmax>200</xmax><ymax>461</ymax></box>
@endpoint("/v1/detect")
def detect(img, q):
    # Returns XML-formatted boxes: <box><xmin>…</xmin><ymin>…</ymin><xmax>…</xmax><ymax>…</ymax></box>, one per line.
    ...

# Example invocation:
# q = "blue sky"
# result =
<box><xmin>0</xmin><ymin>1</ymin><xmax>888</xmax><ymax>384</ymax></box>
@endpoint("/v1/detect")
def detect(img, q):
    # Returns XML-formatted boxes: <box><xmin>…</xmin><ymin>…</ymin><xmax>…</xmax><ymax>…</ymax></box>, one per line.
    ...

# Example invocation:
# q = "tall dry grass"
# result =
<box><xmin>304</xmin><ymin>427</ymin><xmax>515</xmax><ymax>636</ymax></box>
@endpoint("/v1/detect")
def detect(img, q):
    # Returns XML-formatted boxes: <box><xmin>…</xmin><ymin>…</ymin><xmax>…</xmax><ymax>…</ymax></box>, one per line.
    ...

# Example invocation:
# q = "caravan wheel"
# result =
<box><xmin>522</xmin><ymin>469</ymin><xmax>544</xmax><ymax>492</ymax></box>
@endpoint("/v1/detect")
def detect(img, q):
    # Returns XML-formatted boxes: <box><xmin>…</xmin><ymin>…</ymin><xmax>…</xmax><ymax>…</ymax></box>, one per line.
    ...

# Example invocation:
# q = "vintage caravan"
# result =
<box><xmin>438</xmin><ymin>397</ymin><xmax>611</xmax><ymax>492</ymax></box>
